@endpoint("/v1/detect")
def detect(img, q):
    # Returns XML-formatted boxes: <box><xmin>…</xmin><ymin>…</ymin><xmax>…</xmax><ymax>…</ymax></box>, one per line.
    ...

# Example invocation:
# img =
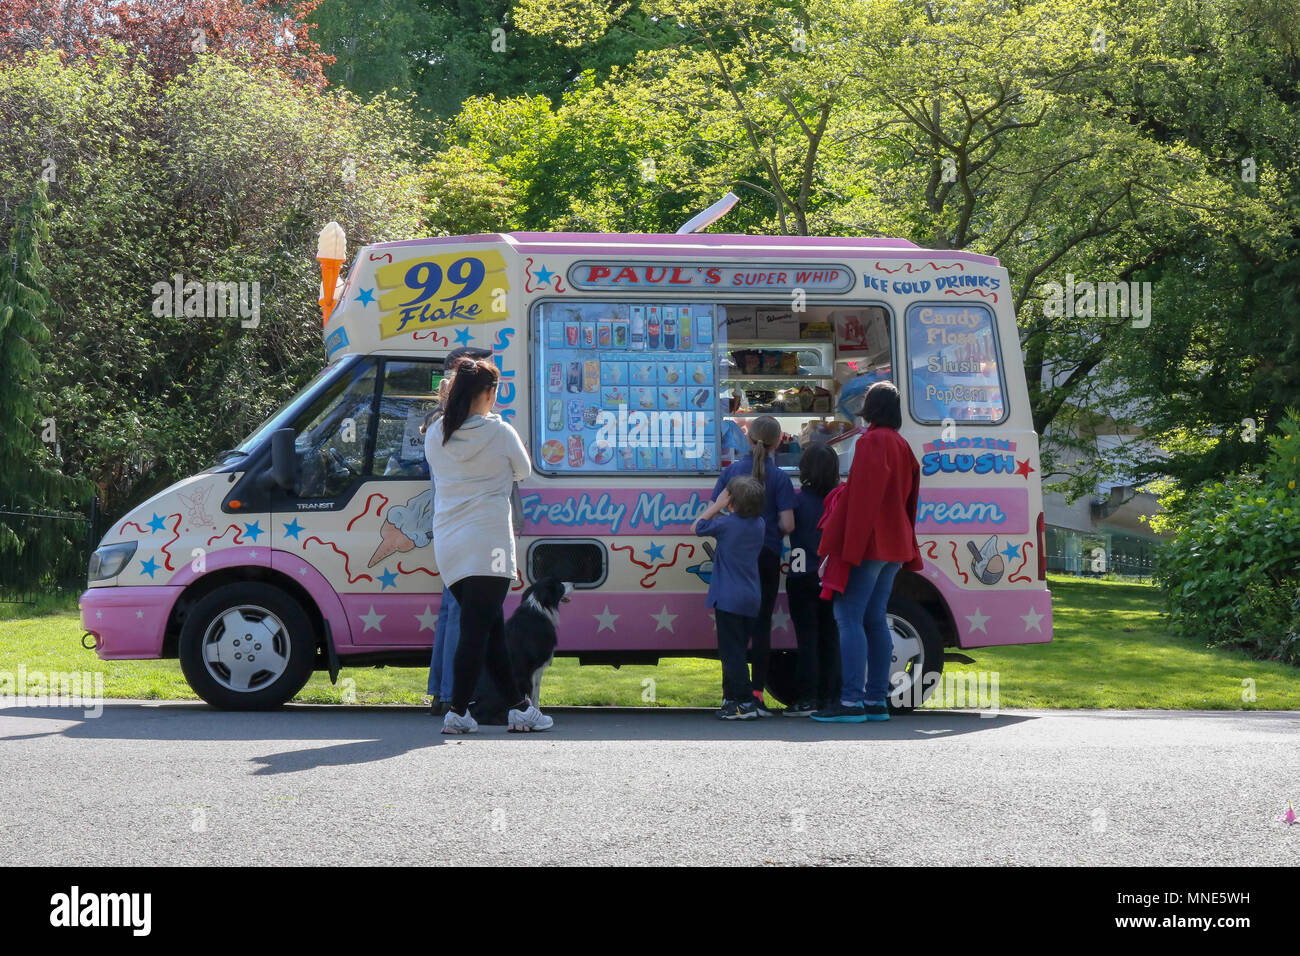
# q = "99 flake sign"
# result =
<box><xmin>373</xmin><ymin>249</ymin><xmax>508</xmax><ymax>338</ymax></box>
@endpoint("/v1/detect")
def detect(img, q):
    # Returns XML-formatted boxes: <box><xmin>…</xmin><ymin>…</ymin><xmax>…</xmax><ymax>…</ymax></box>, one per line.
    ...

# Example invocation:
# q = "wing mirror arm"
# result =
<box><xmin>260</xmin><ymin>428</ymin><xmax>299</xmax><ymax>492</ymax></box>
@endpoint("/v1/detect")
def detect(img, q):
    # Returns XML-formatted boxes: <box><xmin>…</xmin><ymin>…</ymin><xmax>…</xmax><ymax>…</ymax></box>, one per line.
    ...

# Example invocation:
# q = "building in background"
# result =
<box><xmin>1042</xmin><ymin>423</ymin><xmax>1165</xmax><ymax>578</ymax></box>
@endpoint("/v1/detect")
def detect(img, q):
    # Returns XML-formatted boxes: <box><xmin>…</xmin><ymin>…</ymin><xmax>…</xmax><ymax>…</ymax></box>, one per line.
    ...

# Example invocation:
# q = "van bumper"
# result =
<box><xmin>79</xmin><ymin>586</ymin><xmax>182</xmax><ymax>659</ymax></box>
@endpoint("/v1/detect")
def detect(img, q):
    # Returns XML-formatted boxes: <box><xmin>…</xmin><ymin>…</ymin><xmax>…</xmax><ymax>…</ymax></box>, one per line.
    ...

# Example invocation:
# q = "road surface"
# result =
<box><xmin>3</xmin><ymin>702</ymin><xmax>1298</xmax><ymax>865</ymax></box>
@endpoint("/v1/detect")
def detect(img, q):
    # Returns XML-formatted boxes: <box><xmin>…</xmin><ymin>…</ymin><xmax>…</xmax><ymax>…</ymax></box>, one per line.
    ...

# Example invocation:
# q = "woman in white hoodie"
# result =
<box><xmin>424</xmin><ymin>358</ymin><xmax>552</xmax><ymax>734</ymax></box>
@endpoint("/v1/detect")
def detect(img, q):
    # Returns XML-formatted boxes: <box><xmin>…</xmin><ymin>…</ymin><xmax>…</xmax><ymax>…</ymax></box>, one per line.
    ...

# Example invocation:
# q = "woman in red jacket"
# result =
<box><xmin>812</xmin><ymin>381</ymin><xmax>922</xmax><ymax>723</ymax></box>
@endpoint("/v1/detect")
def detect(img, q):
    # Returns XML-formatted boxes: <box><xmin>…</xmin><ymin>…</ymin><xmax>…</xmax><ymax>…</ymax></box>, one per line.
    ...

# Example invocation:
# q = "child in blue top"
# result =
<box><xmin>708</xmin><ymin>415</ymin><xmax>795</xmax><ymax>715</ymax></box>
<box><xmin>694</xmin><ymin>476</ymin><xmax>767</xmax><ymax>720</ymax></box>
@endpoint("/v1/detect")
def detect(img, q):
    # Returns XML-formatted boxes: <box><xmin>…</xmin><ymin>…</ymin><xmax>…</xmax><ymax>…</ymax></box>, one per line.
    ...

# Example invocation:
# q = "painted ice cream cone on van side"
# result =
<box><xmin>368</xmin><ymin>520</ymin><xmax>415</xmax><ymax>567</ymax></box>
<box><xmin>368</xmin><ymin>488</ymin><xmax>433</xmax><ymax>567</ymax></box>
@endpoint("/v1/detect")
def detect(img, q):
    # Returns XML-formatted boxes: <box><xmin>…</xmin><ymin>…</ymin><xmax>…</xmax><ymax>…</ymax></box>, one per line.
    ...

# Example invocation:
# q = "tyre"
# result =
<box><xmin>764</xmin><ymin>649</ymin><xmax>799</xmax><ymax>706</ymax></box>
<box><xmin>885</xmin><ymin>596</ymin><xmax>945</xmax><ymax>712</ymax></box>
<box><xmin>178</xmin><ymin>582</ymin><xmax>317</xmax><ymax>710</ymax></box>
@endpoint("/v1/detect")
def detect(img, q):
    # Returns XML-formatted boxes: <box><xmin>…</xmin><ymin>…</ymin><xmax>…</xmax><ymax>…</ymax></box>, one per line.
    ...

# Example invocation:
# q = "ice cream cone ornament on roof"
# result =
<box><xmin>317</xmin><ymin>221</ymin><xmax>346</xmax><ymax>325</ymax></box>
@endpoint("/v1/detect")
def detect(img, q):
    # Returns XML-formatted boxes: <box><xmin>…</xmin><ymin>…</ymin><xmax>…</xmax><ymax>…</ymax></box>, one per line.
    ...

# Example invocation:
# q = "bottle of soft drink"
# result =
<box><xmin>647</xmin><ymin>306</ymin><xmax>661</xmax><ymax>350</ymax></box>
<box><xmin>630</xmin><ymin>306</ymin><xmax>645</xmax><ymax>350</ymax></box>
<box><xmin>662</xmin><ymin>310</ymin><xmax>677</xmax><ymax>351</ymax></box>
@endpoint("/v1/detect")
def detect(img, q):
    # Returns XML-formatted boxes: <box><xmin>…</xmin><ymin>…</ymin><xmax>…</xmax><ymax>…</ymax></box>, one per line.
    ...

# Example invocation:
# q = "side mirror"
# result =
<box><xmin>266</xmin><ymin>428</ymin><xmax>299</xmax><ymax>492</ymax></box>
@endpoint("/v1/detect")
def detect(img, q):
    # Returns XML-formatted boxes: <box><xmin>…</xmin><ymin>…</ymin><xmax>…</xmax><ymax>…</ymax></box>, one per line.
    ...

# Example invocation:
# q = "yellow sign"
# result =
<box><xmin>375</xmin><ymin>249</ymin><xmax>508</xmax><ymax>339</ymax></box>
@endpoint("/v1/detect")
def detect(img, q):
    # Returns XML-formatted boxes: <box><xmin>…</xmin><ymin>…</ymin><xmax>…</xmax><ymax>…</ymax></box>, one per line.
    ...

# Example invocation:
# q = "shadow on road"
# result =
<box><xmin>0</xmin><ymin>702</ymin><xmax>1035</xmax><ymax>775</ymax></box>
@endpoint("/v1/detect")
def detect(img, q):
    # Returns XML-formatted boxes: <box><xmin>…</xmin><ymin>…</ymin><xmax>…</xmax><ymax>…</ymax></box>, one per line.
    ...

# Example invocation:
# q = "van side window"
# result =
<box><xmin>370</xmin><ymin>360</ymin><xmax>442</xmax><ymax>479</ymax></box>
<box><xmin>292</xmin><ymin>363</ymin><xmax>378</xmax><ymax>499</ymax></box>
<box><xmin>904</xmin><ymin>303</ymin><xmax>1007</xmax><ymax>423</ymax></box>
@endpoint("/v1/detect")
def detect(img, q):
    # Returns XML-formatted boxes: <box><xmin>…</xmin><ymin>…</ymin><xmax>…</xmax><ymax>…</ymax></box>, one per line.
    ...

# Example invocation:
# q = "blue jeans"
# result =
<box><xmin>832</xmin><ymin>559</ymin><xmax>901</xmax><ymax>705</ymax></box>
<box><xmin>427</xmin><ymin>588</ymin><xmax>461</xmax><ymax>698</ymax></box>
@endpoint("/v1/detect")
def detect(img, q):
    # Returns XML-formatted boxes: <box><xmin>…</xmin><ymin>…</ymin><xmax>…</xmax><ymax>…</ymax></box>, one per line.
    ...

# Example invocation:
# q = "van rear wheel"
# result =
<box><xmin>179</xmin><ymin>582</ymin><xmax>316</xmax><ymax>710</ymax></box>
<box><xmin>886</xmin><ymin>596</ymin><xmax>945</xmax><ymax>712</ymax></box>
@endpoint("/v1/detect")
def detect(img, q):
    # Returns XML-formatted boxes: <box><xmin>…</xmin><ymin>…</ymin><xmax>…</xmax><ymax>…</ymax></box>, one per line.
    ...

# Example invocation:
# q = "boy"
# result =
<box><xmin>692</xmin><ymin>476</ymin><xmax>767</xmax><ymax>720</ymax></box>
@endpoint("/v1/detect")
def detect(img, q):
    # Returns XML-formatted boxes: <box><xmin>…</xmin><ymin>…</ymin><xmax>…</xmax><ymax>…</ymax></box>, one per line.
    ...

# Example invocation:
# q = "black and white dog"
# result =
<box><xmin>471</xmin><ymin>577</ymin><xmax>573</xmax><ymax>725</ymax></box>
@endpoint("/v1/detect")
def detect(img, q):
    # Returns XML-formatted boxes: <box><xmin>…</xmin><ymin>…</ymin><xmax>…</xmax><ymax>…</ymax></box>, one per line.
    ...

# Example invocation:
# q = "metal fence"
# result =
<box><xmin>0</xmin><ymin>499</ymin><xmax>100</xmax><ymax>603</ymax></box>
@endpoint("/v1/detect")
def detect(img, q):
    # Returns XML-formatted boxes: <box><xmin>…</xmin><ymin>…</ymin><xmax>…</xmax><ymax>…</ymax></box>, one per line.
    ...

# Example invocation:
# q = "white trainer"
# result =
<box><xmin>441</xmin><ymin>708</ymin><xmax>478</xmax><ymax>735</ymax></box>
<box><xmin>507</xmin><ymin>698</ymin><xmax>554</xmax><ymax>733</ymax></box>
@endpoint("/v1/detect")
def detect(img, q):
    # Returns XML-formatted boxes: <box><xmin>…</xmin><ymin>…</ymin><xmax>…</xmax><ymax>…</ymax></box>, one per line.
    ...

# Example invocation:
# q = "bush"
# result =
<box><xmin>1155</xmin><ymin>411</ymin><xmax>1300</xmax><ymax>663</ymax></box>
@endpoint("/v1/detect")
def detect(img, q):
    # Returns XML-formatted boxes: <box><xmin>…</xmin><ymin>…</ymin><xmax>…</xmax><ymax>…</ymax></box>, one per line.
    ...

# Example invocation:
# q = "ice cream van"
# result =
<box><xmin>80</xmin><ymin>223</ymin><xmax>1053</xmax><ymax>710</ymax></box>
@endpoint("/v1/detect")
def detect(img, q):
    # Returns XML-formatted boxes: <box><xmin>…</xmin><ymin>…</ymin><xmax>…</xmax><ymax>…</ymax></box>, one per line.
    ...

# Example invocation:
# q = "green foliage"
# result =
<box><xmin>0</xmin><ymin>52</ymin><xmax>503</xmax><ymax>519</ymax></box>
<box><xmin>313</xmin><ymin>0</ymin><xmax>669</xmax><ymax>121</ymax></box>
<box><xmin>506</xmin><ymin>0</ymin><xmax>1297</xmax><ymax>477</ymax></box>
<box><xmin>0</xmin><ymin>179</ymin><xmax>90</xmax><ymax>588</ymax></box>
<box><xmin>1155</xmin><ymin>411</ymin><xmax>1300</xmax><ymax>664</ymax></box>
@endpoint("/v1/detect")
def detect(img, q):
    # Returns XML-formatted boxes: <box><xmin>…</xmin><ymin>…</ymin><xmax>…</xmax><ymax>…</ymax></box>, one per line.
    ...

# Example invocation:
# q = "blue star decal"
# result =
<box><xmin>535</xmin><ymin>265</ymin><xmax>555</xmax><ymax>285</ymax></box>
<box><xmin>378</xmin><ymin>568</ymin><xmax>398</xmax><ymax>590</ymax></box>
<box><xmin>139</xmin><ymin>556</ymin><xmax>159</xmax><ymax>578</ymax></box>
<box><xmin>453</xmin><ymin>327</ymin><xmax>473</xmax><ymax>346</ymax></box>
<box><xmin>1001</xmin><ymin>542</ymin><xmax>1020</xmax><ymax>562</ymax></box>
<box><xmin>147</xmin><ymin>513</ymin><xmax>166</xmax><ymax>533</ymax></box>
<box><xmin>283</xmin><ymin>519</ymin><xmax>304</xmax><ymax>540</ymax></box>
<box><xmin>355</xmin><ymin>287</ymin><xmax>376</xmax><ymax>306</ymax></box>
<box><xmin>645</xmin><ymin>541</ymin><xmax>666</xmax><ymax>562</ymax></box>
<box><xmin>243</xmin><ymin>521</ymin><xmax>263</xmax><ymax>542</ymax></box>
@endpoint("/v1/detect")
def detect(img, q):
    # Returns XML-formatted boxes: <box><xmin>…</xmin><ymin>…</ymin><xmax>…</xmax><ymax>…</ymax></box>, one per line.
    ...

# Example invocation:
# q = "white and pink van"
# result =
<box><xmin>80</xmin><ymin>229</ymin><xmax>1052</xmax><ymax>709</ymax></box>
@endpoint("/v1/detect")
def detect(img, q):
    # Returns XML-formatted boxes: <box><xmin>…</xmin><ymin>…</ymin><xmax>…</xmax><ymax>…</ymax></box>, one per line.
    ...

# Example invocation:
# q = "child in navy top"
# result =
<box><xmin>784</xmin><ymin>443</ymin><xmax>842</xmax><ymax>715</ymax></box>
<box><xmin>693</xmin><ymin>476</ymin><xmax>766</xmax><ymax>720</ymax></box>
<box><xmin>708</xmin><ymin>415</ymin><xmax>794</xmax><ymax>715</ymax></box>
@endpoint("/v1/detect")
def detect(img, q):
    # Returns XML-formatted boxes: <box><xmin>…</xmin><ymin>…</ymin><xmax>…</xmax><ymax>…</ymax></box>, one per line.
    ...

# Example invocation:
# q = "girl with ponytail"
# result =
<box><xmin>424</xmin><ymin>357</ymin><xmax>552</xmax><ymax>734</ymax></box>
<box><xmin>700</xmin><ymin>414</ymin><xmax>796</xmax><ymax>715</ymax></box>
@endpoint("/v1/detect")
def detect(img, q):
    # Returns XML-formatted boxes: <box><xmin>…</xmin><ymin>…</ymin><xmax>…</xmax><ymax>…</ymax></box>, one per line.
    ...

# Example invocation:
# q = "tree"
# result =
<box><xmin>0</xmin><ymin>180</ymin><xmax>88</xmax><ymax>587</ymax></box>
<box><xmin>311</xmin><ymin>0</ymin><xmax>675</xmax><ymax>119</ymax></box>
<box><xmin>0</xmin><ymin>51</ymin><xmax>515</xmax><ymax>518</ymax></box>
<box><xmin>0</xmin><ymin>0</ymin><xmax>333</xmax><ymax>87</ymax></box>
<box><xmin>512</xmin><ymin>0</ymin><xmax>1290</xmax><ymax>481</ymax></box>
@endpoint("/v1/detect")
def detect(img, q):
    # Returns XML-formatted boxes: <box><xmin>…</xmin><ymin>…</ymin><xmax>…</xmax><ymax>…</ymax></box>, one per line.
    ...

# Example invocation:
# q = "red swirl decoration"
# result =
<box><xmin>368</xmin><ymin>252</ymin><xmax>393</xmax><ymax>263</ymax></box>
<box><xmin>207</xmin><ymin>524</ymin><xmax>246</xmax><ymax>547</ymax></box>
<box><xmin>949</xmin><ymin>540</ymin><xmax>969</xmax><ymax>583</ymax></box>
<box><xmin>303</xmin><ymin>536</ymin><xmax>373</xmax><ymax>584</ymax></box>
<box><xmin>346</xmin><ymin>493</ymin><xmax>390</xmax><ymax>531</ymax></box>
<box><xmin>611</xmin><ymin>542</ymin><xmax>697</xmax><ymax>589</ymax></box>
<box><xmin>1008</xmin><ymin>541</ymin><xmax>1034</xmax><ymax>583</ymax></box>
<box><xmin>159</xmin><ymin>514</ymin><xmax>182</xmax><ymax>570</ymax></box>
<box><xmin>396</xmin><ymin>562</ymin><xmax>438</xmax><ymax>577</ymax></box>
<box><xmin>873</xmin><ymin>261</ymin><xmax>965</xmax><ymax>274</ymax></box>
<box><xmin>942</xmin><ymin>288</ymin><xmax>998</xmax><ymax>303</ymax></box>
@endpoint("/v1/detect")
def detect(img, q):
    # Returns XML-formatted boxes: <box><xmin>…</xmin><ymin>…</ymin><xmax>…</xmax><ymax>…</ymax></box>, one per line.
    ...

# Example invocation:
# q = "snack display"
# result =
<box><xmin>541</xmin><ymin>439</ymin><xmax>565</xmax><ymax>464</ymax></box>
<box><xmin>535</xmin><ymin>302</ymin><xmax>720</xmax><ymax>472</ymax></box>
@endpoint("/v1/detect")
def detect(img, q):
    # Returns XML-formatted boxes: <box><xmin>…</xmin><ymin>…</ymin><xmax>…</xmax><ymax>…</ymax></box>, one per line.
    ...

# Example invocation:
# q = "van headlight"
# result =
<box><xmin>88</xmin><ymin>542</ymin><xmax>138</xmax><ymax>582</ymax></box>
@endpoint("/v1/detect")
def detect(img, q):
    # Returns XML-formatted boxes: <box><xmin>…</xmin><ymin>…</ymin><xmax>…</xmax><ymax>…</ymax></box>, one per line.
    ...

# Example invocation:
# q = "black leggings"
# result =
<box><xmin>745</xmin><ymin>547</ymin><xmax>782</xmax><ymax>694</ymax></box>
<box><xmin>449</xmin><ymin>576</ymin><xmax>522</xmax><ymax>716</ymax></box>
<box><xmin>786</xmin><ymin>574</ymin><xmax>841</xmax><ymax>703</ymax></box>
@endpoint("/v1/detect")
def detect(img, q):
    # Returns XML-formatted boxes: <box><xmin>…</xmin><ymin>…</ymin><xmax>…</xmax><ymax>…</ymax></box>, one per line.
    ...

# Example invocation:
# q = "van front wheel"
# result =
<box><xmin>179</xmin><ymin>583</ymin><xmax>317</xmax><ymax>710</ymax></box>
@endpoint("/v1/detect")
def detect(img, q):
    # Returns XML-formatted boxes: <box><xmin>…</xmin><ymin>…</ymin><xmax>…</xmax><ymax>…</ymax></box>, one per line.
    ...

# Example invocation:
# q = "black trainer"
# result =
<box><xmin>718</xmin><ymin>699</ymin><xmax>758</xmax><ymax>720</ymax></box>
<box><xmin>783</xmin><ymin>700</ymin><xmax>817</xmax><ymax>717</ymax></box>
<box><xmin>810</xmin><ymin>701</ymin><xmax>867</xmax><ymax>723</ymax></box>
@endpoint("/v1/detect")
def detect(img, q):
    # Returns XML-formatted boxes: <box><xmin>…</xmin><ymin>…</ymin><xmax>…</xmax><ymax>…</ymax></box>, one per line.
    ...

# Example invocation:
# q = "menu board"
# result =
<box><xmin>904</xmin><ymin>303</ymin><xmax>1005</xmax><ymax>422</ymax></box>
<box><xmin>534</xmin><ymin>302</ymin><xmax>722</xmax><ymax>473</ymax></box>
